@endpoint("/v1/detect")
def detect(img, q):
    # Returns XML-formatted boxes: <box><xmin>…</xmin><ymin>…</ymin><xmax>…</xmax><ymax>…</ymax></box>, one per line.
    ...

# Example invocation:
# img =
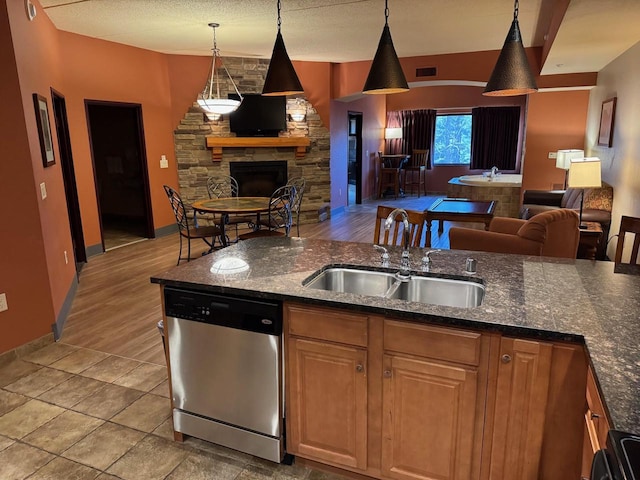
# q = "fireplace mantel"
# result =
<box><xmin>206</xmin><ymin>136</ymin><xmax>311</xmax><ymax>161</ymax></box>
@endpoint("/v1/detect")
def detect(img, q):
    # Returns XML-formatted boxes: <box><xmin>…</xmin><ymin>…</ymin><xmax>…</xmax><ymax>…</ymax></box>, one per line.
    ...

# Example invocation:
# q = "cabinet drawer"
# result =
<box><xmin>585</xmin><ymin>366</ymin><xmax>610</xmax><ymax>450</ymax></box>
<box><xmin>383</xmin><ymin>319</ymin><xmax>482</xmax><ymax>366</ymax></box>
<box><xmin>286</xmin><ymin>303</ymin><xmax>368</xmax><ymax>347</ymax></box>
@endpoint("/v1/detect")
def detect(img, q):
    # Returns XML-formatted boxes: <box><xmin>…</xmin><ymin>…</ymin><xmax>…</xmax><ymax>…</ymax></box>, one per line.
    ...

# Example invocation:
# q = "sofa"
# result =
<box><xmin>520</xmin><ymin>183</ymin><xmax>613</xmax><ymax>260</ymax></box>
<box><xmin>449</xmin><ymin>209</ymin><xmax>580</xmax><ymax>258</ymax></box>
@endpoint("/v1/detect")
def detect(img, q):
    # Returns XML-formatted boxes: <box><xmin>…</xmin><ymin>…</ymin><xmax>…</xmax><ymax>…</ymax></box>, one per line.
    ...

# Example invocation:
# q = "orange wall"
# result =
<box><xmin>57</xmin><ymin>31</ymin><xmax>181</xmax><ymax>247</ymax></box>
<box><xmin>1</xmin><ymin>0</ymin><xmax>74</xmax><ymax>352</ymax></box>
<box><xmin>330</xmin><ymin>95</ymin><xmax>386</xmax><ymax>208</ymax></box>
<box><xmin>523</xmin><ymin>90</ymin><xmax>590</xmax><ymax>192</ymax></box>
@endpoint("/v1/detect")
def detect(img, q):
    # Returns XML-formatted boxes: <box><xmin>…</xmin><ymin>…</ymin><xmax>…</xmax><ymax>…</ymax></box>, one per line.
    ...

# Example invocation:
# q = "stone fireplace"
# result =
<box><xmin>230</xmin><ymin>161</ymin><xmax>287</xmax><ymax>197</ymax></box>
<box><xmin>173</xmin><ymin>55</ymin><xmax>331</xmax><ymax>225</ymax></box>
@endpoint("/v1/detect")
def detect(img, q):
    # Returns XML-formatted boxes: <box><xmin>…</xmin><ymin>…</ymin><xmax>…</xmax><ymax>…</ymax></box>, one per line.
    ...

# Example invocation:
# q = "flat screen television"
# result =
<box><xmin>228</xmin><ymin>94</ymin><xmax>286</xmax><ymax>137</ymax></box>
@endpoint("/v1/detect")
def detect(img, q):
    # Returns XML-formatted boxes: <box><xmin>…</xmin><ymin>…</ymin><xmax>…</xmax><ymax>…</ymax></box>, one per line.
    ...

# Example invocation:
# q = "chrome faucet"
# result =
<box><xmin>384</xmin><ymin>208</ymin><xmax>411</xmax><ymax>277</ymax></box>
<box><xmin>489</xmin><ymin>166</ymin><xmax>499</xmax><ymax>179</ymax></box>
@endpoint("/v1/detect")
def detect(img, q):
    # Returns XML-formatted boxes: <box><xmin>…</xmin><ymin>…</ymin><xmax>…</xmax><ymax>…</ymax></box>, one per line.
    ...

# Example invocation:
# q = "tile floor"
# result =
<box><xmin>0</xmin><ymin>342</ymin><xmax>345</xmax><ymax>480</ymax></box>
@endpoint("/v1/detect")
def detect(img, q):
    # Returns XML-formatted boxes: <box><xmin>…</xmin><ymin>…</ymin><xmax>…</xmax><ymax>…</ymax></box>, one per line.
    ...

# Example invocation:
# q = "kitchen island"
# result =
<box><xmin>151</xmin><ymin>236</ymin><xmax>640</xmax><ymax>478</ymax></box>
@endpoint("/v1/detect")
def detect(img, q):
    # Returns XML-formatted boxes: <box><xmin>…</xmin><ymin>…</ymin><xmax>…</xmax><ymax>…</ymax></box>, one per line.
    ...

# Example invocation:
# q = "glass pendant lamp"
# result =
<box><xmin>197</xmin><ymin>23</ymin><xmax>243</xmax><ymax>115</ymax></box>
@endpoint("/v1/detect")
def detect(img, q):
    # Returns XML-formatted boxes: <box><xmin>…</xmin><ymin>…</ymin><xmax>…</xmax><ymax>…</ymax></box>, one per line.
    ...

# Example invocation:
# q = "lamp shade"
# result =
<box><xmin>556</xmin><ymin>149</ymin><xmax>584</xmax><ymax>170</ymax></box>
<box><xmin>262</xmin><ymin>31</ymin><xmax>304</xmax><ymax>96</ymax></box>
<box><xmin>567</xmin><ymin>158</ymin><xmax>602</xmax><ymax>189</ymax></box>
<box><xmin>385</xmin><ymin>127</ymin><xmax>403</xmax><ymax>139</ymax></box>
<box><xmin>483</xmin><ymin>18</ymin><xmax>538</xmax><ymax>96</ymax></box>
<box><xmin>363</xmin><ymin>25</ymin><xmax>409</xmax><ymax>94</ymax></box>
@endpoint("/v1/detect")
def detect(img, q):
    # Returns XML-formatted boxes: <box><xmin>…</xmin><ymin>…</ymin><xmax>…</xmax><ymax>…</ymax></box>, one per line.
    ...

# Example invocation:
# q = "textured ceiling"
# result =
<box><xmin>38</xmin><ymin>0</ymin><xmax>640</xmax><ymax>75</ymax></box>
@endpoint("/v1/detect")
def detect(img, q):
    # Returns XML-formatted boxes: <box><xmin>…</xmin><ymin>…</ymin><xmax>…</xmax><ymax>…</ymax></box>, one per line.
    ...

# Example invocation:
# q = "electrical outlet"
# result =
<box><xmin>0</xmin><ymin>293</ymin><xmax>7</xmax><ymax>312</ymax></box>
<box><xmin>64</xmin><ymin>250</ymin><xmax>68</xmax><ymax>264</ymax></box>
<box><xmin>40</xmin><ymin>182</ymin><xmax>47</xmax><ymax>199</ymax></box>
<box><xmin>160</xmin><ymin>155</ymin><xmax>169</xmax><ymax>169</ymax></box>
<box><xmin>548</xmin><ymin>152</ymin><xmax>557</xmax><ymax>159</ymax></box>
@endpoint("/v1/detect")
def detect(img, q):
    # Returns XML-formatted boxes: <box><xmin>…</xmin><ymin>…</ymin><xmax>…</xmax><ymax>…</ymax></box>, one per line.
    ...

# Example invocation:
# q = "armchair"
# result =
<box><xmin>449</xmin><ymin>209</ymin><xmax>580</xmax><ymax>258</ymax></box>
<box><xmin>520</xmin><ymin>183</ymin><xmax>613</xmax><ymax>259</ymax></box>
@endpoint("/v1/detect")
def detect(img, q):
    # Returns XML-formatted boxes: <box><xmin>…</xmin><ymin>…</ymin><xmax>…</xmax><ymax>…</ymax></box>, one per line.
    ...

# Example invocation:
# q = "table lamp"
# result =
<box><xmin>385</xmin><ymin>127</ymin><xmax>402</xmax><ymax>140</ymax></box>
<box><xmin>567</xmin><ymin>157</ymin><xmax>601</xmax><ymax>229</ymax></box>
<box><xmin>556</xmin><ymin>149</ymin><xmax>584</xmax><ymax>188</ymax></box>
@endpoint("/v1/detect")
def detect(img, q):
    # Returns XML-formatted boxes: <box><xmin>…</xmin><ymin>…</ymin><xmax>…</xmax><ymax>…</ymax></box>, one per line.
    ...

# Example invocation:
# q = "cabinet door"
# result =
<box><xmin>487</xmin><ymin>338</ymin><xmax>552</xmax><ymax>480</ymax></box>
<box><xmin>287</xmin><ymin>337</ymin><xmax>368</xmax><ymax>470</ymax></box>
<box><xmin>381</xmin><ymin>354</ymin><xmax>480</xmax><ymax>480</ymax></box>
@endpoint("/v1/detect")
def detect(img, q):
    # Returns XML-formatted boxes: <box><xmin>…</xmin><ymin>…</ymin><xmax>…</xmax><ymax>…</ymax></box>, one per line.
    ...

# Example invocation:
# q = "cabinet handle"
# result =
<box><xmin>501</xmin><ymin>354</ymin><xmax>512</xmax><ymax>364</ymax></box>
<box><xmin>383</xmin><ymin>370</ymin><xmax>392</xmax><ymax>378</ymax></box>
<box><xmin>591</xmin><ymin>412</ymin><xmax>600</xmax><ymax>419</ymax></box>
<box><xmin>356</xmin><ymin>364</ymin><xmax>364</xmax><ymax>373</ymax></box>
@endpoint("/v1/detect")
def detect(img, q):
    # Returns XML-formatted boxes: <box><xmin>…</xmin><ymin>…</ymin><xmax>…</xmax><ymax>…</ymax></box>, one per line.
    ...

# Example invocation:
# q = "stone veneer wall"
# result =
<box><xmin>173</xmin><ymin>56</ymin><xmax>331</xmax><ymax>225</ymax></box>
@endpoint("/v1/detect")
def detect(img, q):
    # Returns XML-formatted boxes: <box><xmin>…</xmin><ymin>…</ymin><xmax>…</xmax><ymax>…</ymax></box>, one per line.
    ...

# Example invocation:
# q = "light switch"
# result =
<box><xmin>160</xmin><ymin>155</ymin><xmax>169</xmax><ymax>169</ymax></box>
<box><xmin>40</xmin><ymin>182</ymin><xmax>47</xmax><ymax>199</ymax></box>
<box><xmin>548</xmin><ymin>152</ymin><xmax>557</xmax><ymax>159</ymax></box>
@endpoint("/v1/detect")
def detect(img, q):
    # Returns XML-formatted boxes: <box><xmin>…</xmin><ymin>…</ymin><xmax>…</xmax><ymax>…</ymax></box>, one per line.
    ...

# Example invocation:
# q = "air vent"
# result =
<box><xmin>416</xmin><ymin>67</ymin><xmax>437</xmax><ymax>77</ymax></box>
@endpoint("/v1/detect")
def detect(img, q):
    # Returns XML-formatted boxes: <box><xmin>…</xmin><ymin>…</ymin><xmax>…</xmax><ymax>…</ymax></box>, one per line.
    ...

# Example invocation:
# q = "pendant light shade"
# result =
<box><xmin>483</xmin><ymin>0</ymin><xmax>538</xmax><ymax>96</ymax></box>
<box><xmin>363</xmin><ymin>1</ymin><xmax>409</xmax><ymax>95</ymax></box>
<box><xmin>198</xmin><ymin>23</ymin><xmax>243</xmax><ymax>115</ymax></box>
<box><xmin>262</xmin><ymin>1</ymin><xmax>304</xmax><ymax>96</ymax></box>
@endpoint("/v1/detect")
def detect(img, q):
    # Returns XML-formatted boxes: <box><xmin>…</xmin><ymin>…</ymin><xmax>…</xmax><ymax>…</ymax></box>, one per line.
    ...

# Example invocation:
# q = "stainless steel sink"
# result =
<box><xmin>304</xmin><ymin>267</ymin><xmax>397</xmax><ymax>297</ymax></box>
<box><xmin>304</xmin><ymin>266</ymin><xmax>485</xmax><ymax>308</ymax></box>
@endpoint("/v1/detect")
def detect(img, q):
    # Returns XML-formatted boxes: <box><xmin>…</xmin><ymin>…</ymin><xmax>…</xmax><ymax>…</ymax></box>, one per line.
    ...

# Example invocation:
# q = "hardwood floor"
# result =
<box><xmin>61</xmin><ymin>194</ymin><xmax>482</xmax><ymax>365</ymax></box>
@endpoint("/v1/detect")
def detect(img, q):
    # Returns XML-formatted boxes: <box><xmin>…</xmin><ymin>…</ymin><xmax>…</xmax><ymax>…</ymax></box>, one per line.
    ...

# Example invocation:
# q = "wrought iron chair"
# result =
<box><xmin>286</xmin><ymin>176</ymin><xmax>306</xmax><ymax>236</ymax></box>
<box><xmin>206</xmin><ymin>175</ymin><xmax>254</xmax><ymax>242</ymax></box>
<box><xmin>374</xmin><ymin>205</ymin><xmax>426</xmax><ymax>248</ymax></box>
<box><xmin>163</xmin><ymin>185</ymin><xmax>222</xmax><ymax>265</ymax></box>
<box><xmin>239</xmin><ymin>185</ymin><xmax>294</xmax><ymax>239</ymax></box>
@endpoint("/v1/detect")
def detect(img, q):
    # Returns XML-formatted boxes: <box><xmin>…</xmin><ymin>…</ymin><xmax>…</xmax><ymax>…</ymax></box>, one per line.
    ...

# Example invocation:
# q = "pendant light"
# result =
<box><xmin>262</xmin><ymin>0</ymin><xmax>304</xmax><ymax>96</ymax></box>
<box><xmin>363</xmin><ymin>0</ymin><xmax>409</xmax><ymax>95</ymax></box>
<box><xmin>197</xmin><ymin>23</ymin><xmax>243</xmax><ymax>115</ymax></box>
<box><xmin>483</xmin><ymin>0</ymin><xmax>538</xmax><ymax>96</ymax></box>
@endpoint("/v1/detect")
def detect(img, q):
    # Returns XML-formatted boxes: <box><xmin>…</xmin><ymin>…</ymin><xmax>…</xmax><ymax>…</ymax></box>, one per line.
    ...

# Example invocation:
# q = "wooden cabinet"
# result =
<box><xmin>285</xmin><ymin>304</ymin><xmax>369</xmax><ymax>470</ymax></box>
<box><xmin>581</xmin><ymin>366</ymin><xmax>612</xmax><ymax>479</ymax></box>
<box><xmin>381</xmin><ymin>320</ymin><xmax>488</xmax><ymax>480</ymax></box>
<box><xmin>287</xmin><ymin>337</ymin><xmax>368</xmax><ymax>469</ymax></box>
<box><xmin>285</xmin><ymin>303</ymin><xmax>587</xmax><ymax>480</ymax></box>
<box><xmin>486</xmin><ymin>338</ymin><xmax>553</xmax><ymax>480</ymax></box>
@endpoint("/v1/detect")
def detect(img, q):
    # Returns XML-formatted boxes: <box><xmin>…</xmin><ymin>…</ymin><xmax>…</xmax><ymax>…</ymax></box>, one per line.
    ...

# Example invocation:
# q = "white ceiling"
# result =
<box><xmin>39</xmin><ymin>0</ymin><xmax>640</xmax><ymax>76</ymax></box>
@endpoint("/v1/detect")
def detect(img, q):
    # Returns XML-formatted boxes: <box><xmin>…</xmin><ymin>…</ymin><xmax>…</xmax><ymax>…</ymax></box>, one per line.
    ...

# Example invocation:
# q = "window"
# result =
<box><xmin>433</xmin><ymin>114</ymin><xmax>472</xmax><ymax>165</ymax></box>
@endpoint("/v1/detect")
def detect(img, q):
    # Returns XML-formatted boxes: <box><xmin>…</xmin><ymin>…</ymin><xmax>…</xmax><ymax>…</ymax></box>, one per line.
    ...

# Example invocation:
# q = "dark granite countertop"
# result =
<box><xmin>151</xmin><ymin>237</ymin><xmax>640</xmax><ymax>434</ymax></box>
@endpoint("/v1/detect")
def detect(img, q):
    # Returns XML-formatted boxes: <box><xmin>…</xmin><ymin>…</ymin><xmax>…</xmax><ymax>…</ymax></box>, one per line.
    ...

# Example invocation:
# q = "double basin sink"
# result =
<box><xmin>304</xmin><ymin>265</ymin><xmax>485</xmax><ymax>309</ymax></box>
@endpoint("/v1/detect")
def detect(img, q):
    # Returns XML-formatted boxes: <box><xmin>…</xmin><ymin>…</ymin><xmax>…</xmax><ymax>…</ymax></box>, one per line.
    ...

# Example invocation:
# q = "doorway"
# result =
<box><xmin>85</xmin><ymin>101</ymin><xmax>154</xmax><ymax>251</ymax></box>
<box><xmin>348</xmin><ymin>112</ymin><xmax>363</xmax><ymax>205</ymax></box>
<box><xmin>51</xmin><ymin>89</ymin><xmax>86</xmax><ymax>274</ymax></box>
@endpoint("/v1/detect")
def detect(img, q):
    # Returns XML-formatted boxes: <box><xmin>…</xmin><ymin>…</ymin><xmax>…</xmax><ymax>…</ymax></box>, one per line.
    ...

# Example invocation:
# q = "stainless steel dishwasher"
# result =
<box><xmin>164</xmin><ymin>287</ymin><xmax>283</xmax><ymax>462</ymax></box>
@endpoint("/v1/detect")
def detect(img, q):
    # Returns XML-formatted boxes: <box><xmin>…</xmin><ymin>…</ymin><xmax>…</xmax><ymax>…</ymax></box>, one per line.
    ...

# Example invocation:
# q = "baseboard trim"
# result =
<box><xmin>85</xmin><ymin>243</ymin><xmax>103</xmax><ymax>258</ymax></box>
<box><xmin>51</xmin><ymin>276</ymin><xmax>78</xmax><ymax>341</ymax></box>
<box><xmin>155</xmin><ymin>223</ymin><xmax>178</xmax><ymax>238</ymax></box>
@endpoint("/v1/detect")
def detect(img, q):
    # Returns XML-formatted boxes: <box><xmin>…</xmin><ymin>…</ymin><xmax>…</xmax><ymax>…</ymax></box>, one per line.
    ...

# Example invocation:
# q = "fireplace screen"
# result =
<box><xmin>229</xmin><ymin>161</ymin><xmax>288</xmax><ymax>197</ymax></box>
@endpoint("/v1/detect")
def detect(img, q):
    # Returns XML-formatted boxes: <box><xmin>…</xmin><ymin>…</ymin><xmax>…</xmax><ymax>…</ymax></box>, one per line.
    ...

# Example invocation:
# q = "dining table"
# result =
<box><xmin>191</xmin><ymin>196</ymin><xmax>271</xmax><ymax>247</ymax></box>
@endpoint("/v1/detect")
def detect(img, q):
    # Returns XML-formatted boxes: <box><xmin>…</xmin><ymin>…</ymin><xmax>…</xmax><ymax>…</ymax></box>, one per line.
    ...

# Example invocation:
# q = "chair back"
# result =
<box><xmin>517</xmin><ymin>209</ymin><xmax>580</xmax><ymax>258</ymax></box>
<box><xmin>286</xmin><ymin>177</ymin><xmax>306</xmax><ymax>235</ymax></box>
<box><xmin>163</xmin><ymin>185</ymin><xmax>189</xmax><ymax>234</ymax></box>
<box><xmin>614</xmin><ymin>215</ymin><xmax>640</xmax><ymax>265</ymax></box>
<box><xmin>408</xmin><ymin>149</ymin><xmax>429</xmax><ymax>169</ymax></box>
<box><xmin>374</xmin><ymin>205</ymin><xmax>426</xmax><ymax>248</ymax></box>
<box><xmin>267</xmin><ymin>185</ymin><xmax>295</xmax><ymax>235</ymax></box>
<box><xmin>207</xmin><ymin>175</ymin><xmax>239</xmax><ymax>199</ymax></box>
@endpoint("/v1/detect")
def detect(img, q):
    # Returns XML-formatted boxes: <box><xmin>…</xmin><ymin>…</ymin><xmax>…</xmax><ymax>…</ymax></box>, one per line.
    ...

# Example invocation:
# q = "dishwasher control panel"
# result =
<box><xmin>164</xmin><ymin>287</ymin><xmax>282</xmax><ymax>335</ymax></box>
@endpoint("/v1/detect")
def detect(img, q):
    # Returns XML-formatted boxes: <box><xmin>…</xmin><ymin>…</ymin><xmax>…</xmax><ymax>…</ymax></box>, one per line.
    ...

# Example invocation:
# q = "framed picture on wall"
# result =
<box><xmin>32</xmin><ymin>93</ymin><xmax>56</xmax><ymax>167</ymax></box>
<box><xmin>597</xmin><ymin>97</ymin><xmax>616</xmax><ymax>147</ymax></box>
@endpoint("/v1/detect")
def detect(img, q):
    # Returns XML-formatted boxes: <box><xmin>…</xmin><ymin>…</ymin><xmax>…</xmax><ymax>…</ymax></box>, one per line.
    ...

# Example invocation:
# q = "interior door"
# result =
<box><xmin>51</xmin><ymin>89</ymin><xmax>86</xmax><ymax>271</ymax></box>
<box><xmin>85</xmin><ymin>101</ymin><xmax>154</xmax><ymax>251</ymax></box>
<box><xmin>348</xmin><ymin>112</ymin><xmax>363</xmax><ymax>204</ymax></box>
